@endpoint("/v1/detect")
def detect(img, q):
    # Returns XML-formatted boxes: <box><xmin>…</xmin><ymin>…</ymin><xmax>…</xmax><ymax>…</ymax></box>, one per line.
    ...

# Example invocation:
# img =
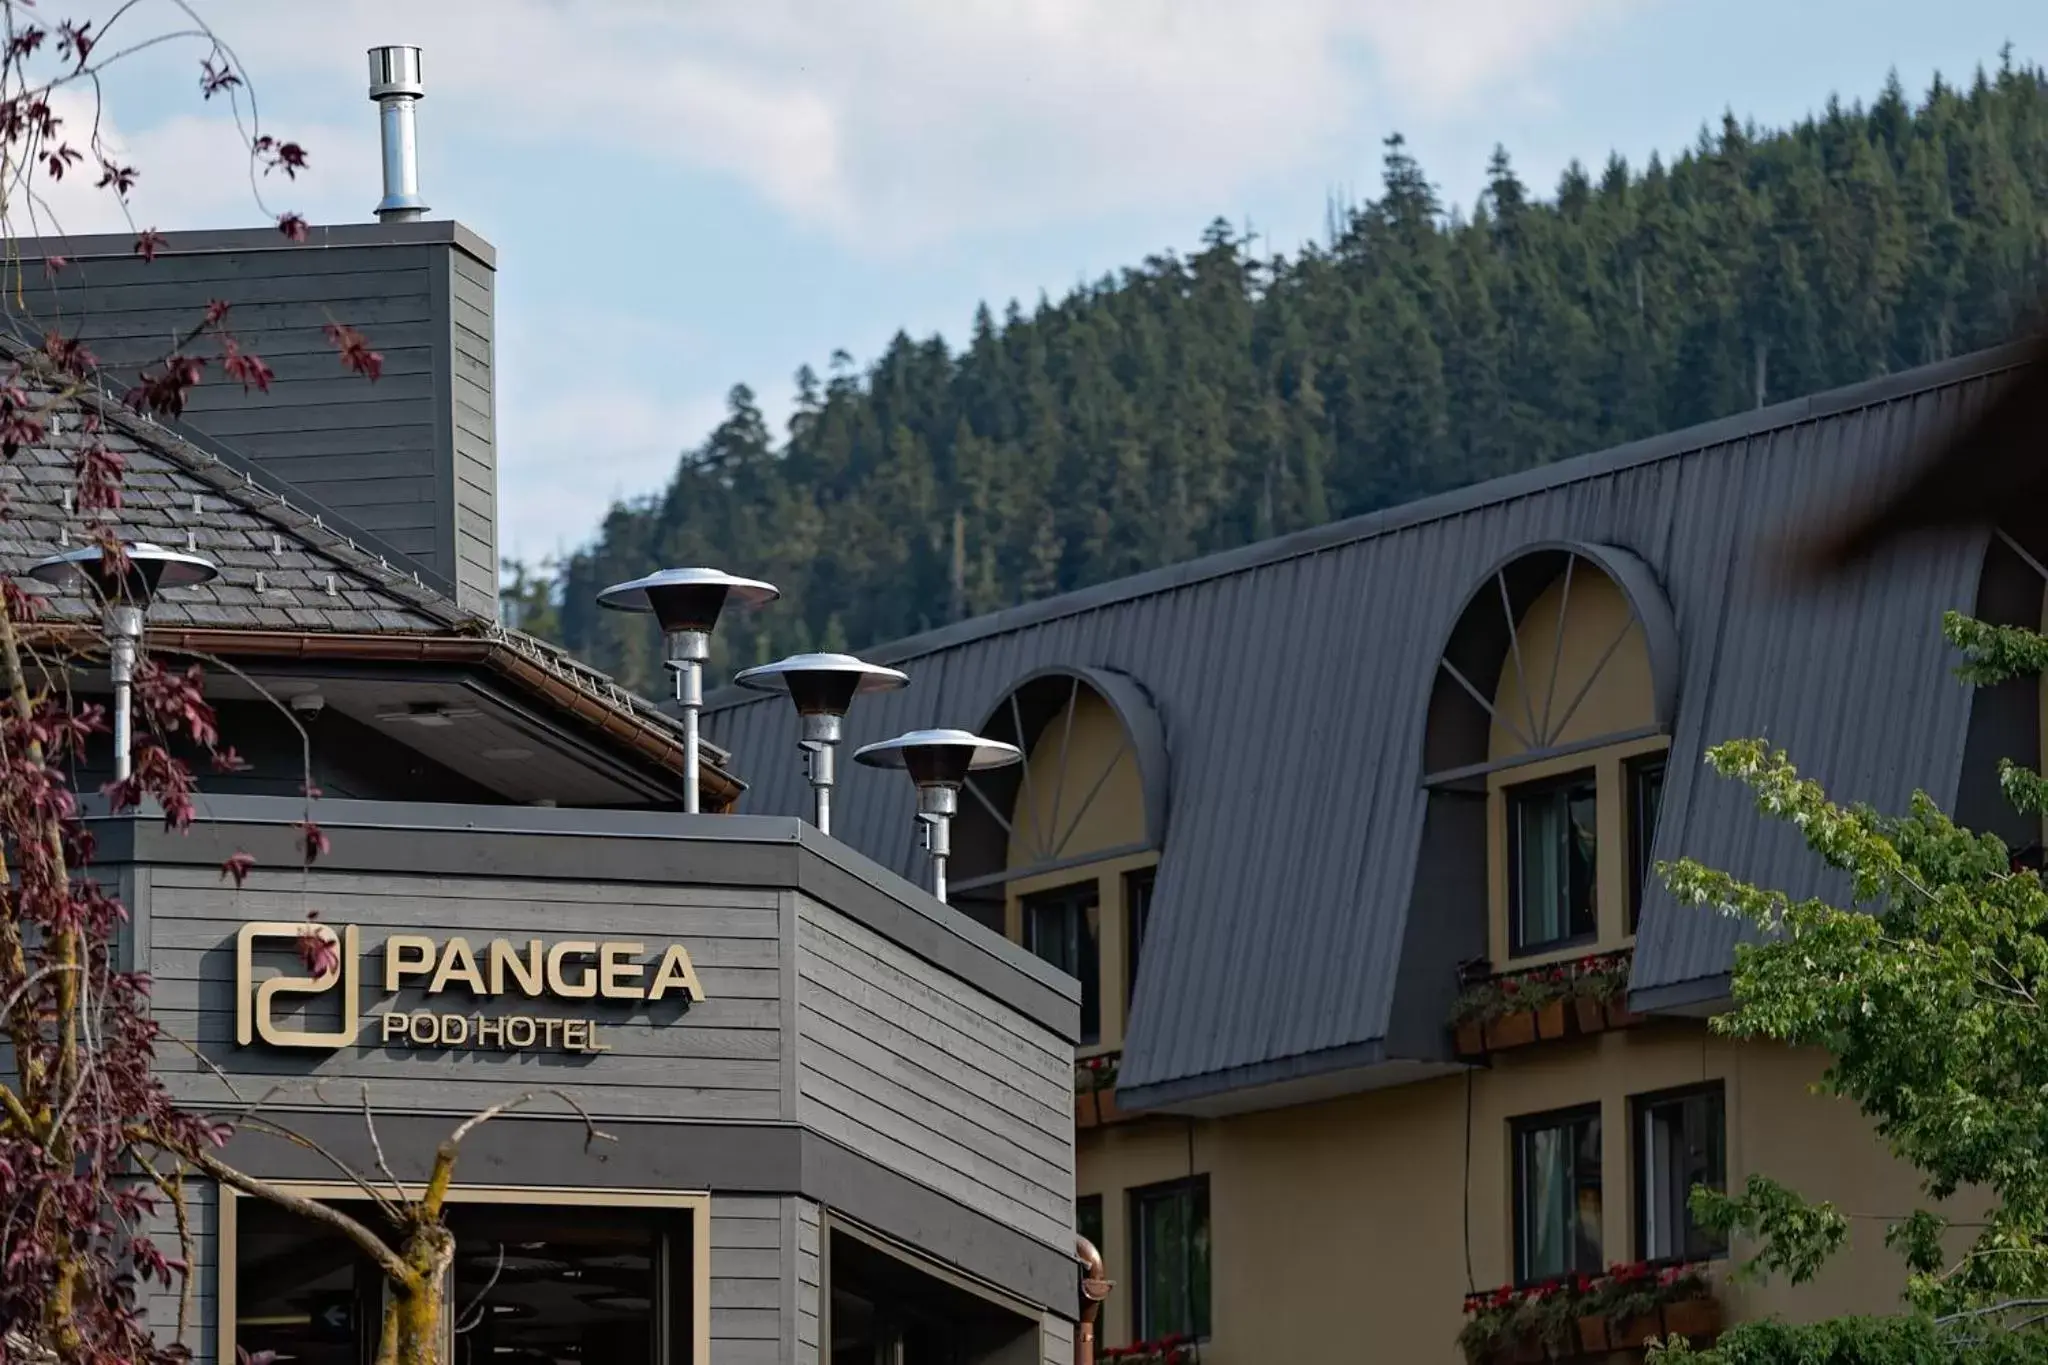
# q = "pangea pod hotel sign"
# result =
<box><xmin>236</xmin><ymin>923</ymin><xmax>707</xmax><ymax>1054</ymax></box>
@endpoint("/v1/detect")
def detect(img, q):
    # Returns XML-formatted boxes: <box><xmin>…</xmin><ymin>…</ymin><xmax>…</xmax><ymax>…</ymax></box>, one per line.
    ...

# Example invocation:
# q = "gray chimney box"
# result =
<box><xmin>3</xmin><ymin>222</ymin><xmax>500</xmax><ymax>618</ymax></box>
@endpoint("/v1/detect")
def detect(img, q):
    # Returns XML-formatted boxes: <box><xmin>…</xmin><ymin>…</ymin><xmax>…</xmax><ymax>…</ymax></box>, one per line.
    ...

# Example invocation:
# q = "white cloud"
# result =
<box><xmin>171</xmin><ymin>0</ymin><xmax>1636</xmax><ymax>251</ymax></box>
<box><xmin>493</xmin><ymin>309</ymin><xmax>726</xmax><ymax>565</ymax></box>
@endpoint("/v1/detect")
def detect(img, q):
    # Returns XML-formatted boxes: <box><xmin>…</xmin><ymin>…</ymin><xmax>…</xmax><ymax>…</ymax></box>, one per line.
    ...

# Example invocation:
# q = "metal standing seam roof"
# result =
<box><xmin>0</xmin><ymin>345</ymin><xmax>737</xmax><ymax>775</ymax></box>
<box><xmin>703</xmin><ymin>343</ymin><xmax>2026</xmax><ymax>1110</ymax></box>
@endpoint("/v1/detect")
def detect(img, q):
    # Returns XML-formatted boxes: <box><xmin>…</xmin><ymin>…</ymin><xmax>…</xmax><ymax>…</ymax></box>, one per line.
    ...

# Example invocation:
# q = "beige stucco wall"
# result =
<box><xmin>1079</xmin><ymin>1027</ymin><xmax>1963</xmax><ymax>1363</ymax></box>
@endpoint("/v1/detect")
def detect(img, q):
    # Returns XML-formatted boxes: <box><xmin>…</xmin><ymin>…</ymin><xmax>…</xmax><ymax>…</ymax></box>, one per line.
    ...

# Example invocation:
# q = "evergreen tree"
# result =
<box><xmin>532</xmin><ymin>60</ymin><xmax>2048</xmax><ymax>694</ymax></box>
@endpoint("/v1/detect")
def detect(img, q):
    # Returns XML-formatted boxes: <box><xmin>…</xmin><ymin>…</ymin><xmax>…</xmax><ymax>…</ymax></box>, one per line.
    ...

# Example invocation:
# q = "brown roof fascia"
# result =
<box><xmin>29</xmin><ymin>624</ymin><xmax>742</xmax><ymax>810</ymax></box>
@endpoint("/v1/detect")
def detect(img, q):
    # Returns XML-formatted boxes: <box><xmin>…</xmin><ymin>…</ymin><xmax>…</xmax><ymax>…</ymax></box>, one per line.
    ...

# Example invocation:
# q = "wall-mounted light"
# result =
<box><xmin>595</xmin><ymin>566</ymin><xmax>778</xmax><ymax>814</ymax></box>
<box><xmin>27</xmin><ymin>542</ymin><xmax>219</xmax><ymax>782</ymax></box>
<box><xmin>854</xmin><ymin>729</ymin><xmax>1021</xmax><ymax>903</ymax></box>
<box><xmin>733</xmin><ymin>652</ymin><xmax>909</xmax><ymax>836</ymax></box>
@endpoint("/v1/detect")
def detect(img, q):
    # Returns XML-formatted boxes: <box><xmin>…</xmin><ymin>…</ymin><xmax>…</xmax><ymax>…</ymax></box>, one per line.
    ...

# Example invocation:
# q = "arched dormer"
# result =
<box><xmin>947</xmin><ymin>667</ymin><xmax>1168</xmax><ymax>1053</ymax></box>
<box><xmin>1957</xmin><ymin>527</ymin><xmax>2048</xmax><ymax>858</ymax></box>
<box><xmin>1423</xmin><ymin>543</ymin><xmax>1679</xmax><ymax>966</ymax></box>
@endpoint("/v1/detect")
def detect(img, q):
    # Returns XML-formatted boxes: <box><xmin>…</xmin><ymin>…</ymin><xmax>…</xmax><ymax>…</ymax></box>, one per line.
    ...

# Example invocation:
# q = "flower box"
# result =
<box><xmin>1455</xmin><ymin>1019</ymin><xmax>1487</xmax><ymax>1056</ymax></box>
<box><xmin>1485</xmin><ymin>1010</ymin><xmax>1538</xmax><ymax>1050</ymax></box>
<box><xmin>1611</xmin><ymin>1312</ymin><xmax>1662</xmax><ymax>1350</ymax></box>
<box><xmin>1574</xmin><ymin>1314</ymin><xmax>1609</xmax><ymax>1353</ymax></box>
<box><xmin>1534</xmin><ymin>999</ymin><xmax>1570</xmax><ymax>1040</ymax></box>
<box><xmin>1604</xmin><ymin>999</ymin><xmax>1645</xmax><ymax>1030</ymax></box>
<box><xmin>1661</xmin><ymin>1295</ymin><xmax>1721</xmax><ymax>1340</ymax></box>
<box><xmin>1572</xmin><ymin>996</ymin><xmax>1607</xmax><ymax>1035</ymax></box>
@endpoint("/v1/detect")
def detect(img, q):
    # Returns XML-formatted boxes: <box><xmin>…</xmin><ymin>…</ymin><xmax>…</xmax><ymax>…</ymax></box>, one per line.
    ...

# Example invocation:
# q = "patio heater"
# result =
<box><xmin>854</xmin><ymin>729</ymin><xmax>1021</xmax><ymax>903</ymax></box>
<box><xmin>732</xmin><ymin>653</ymin><xmax>909</xmax><ymax>836</ymax></box>
<box><xmin>27</xmin><ymin>542</ymin><xmax>220</xmax><ymax>781</ymax></box>
<box><xmin>595</xmin><ymin>567</ymin><xmax>778</xmax><ymax>813</ymax></box>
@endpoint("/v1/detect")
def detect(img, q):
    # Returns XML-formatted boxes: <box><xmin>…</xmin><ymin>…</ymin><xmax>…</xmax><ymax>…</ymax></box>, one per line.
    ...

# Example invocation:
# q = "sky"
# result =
<box><xmin>24</xmin><ymin>0</ymin><xmax>2048</xmax><ymax>568</ymax></box>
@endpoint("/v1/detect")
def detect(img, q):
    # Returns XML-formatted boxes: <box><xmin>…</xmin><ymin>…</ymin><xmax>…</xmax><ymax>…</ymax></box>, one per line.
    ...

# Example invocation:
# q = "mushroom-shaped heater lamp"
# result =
<box><xmin>596</xmin><ymin>567</ymin><xmax>779</xmax><ymax>813</ymax></box>
<box><xmin>853</xmin><ymin>729</ymin><xmax>1021</xmax><ymax>903</ymax></box>
<box><xmin>27</xmin><ymin>542</ymin><xmax>220</xmax><ymax>782</ymax></box>
<box><xmin>732</xmin><ymin>653</ymin><xmax>909</xmax><ymax>836</ymax></box>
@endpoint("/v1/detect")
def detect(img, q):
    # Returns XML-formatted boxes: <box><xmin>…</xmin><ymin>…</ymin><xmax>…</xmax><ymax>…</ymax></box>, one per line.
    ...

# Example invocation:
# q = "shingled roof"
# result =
<box><xmin>0</xmin><ymin>346</ymin><xmax>738</xmax><ymax>793</ymax></box>
<box><xmin>708</xmin><ymin>342</ymin><xmax>2028</xmax><ymax>1112</ymax></box>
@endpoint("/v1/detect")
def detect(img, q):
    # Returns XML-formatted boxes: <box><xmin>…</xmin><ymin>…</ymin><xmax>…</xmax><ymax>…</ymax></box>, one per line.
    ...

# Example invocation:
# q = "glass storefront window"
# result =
<box><xmin>234</xmin><ymin>1198</ymin><xmax>693</xmax><ymax>1365</ymax></box>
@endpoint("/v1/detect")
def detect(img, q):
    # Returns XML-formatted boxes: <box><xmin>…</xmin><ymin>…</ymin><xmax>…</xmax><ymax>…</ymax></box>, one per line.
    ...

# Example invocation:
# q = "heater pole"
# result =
<box><xmin>107</xmin><ymin>605</ymin><xmax>142</xmax><ymax>783</ymax></box>
<box><xmin>916</xmin><ymin>785</ymin><xmax>957</xmax><ymax>904</ymax></box>
<box><xmin>667</xmin><ymin>629</ymin><xmax>710</xmax><ymax>814</ymax></box>
<box><xmin>800</xmin><ymin>712</ymin><xmax>842</xmax><ymax>837</ymax></box>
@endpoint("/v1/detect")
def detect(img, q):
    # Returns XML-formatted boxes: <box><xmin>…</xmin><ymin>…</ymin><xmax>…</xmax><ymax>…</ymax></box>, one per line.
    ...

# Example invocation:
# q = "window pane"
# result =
<box><xmin>1516</xmin><ymin>1111</ymin><xmax>1601</xmax><ymax>1283</ymax></box>
<box><xmin>1512</xmin><ymin>775</ymin><xmax>1598</xmax><ymax>953</ymax></box>
<box><xmin>1629</xmin><ymin>758</ymin><xmax>1666</xmax><ymax>932</ymax></box>
<box><xmin>1024</xmin><ymin>883</ymin><xmax>1101</xmax><ymax>1045</ymax></box>
<box><xmin>1638</xmin><ymin>1086</ymin><xmax>1726</xmax><ymax>1261</ymax></box>
<box><xmin>1077</xmin><ymin>1195</ymin><xmax>1104</xmax><ymax>1255</ymax></box>
<box><xmin>1126</xmin><ymin>869</ymin><xmax>1155</xmax><ymax>1009</ymax></box>
<box><xmin>1133</xmin><ymin>1179</ymin><xmax>1210</xmax><ymax>1341</ymax></box>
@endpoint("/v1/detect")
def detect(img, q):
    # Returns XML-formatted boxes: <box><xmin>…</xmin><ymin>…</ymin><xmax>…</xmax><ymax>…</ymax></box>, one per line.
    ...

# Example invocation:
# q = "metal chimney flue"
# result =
<box><xmin>368</xmin><ymin>45</ymin><xmax>428</xmax><ymax>223</ymax></box>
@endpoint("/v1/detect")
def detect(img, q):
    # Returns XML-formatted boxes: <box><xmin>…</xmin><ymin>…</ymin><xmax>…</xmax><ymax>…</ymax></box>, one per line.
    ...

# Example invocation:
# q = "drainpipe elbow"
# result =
<box><xmin>1076</xmin><ymin>1234</ymin><xmax>1112</xmax><ymax>1365</ymax></box>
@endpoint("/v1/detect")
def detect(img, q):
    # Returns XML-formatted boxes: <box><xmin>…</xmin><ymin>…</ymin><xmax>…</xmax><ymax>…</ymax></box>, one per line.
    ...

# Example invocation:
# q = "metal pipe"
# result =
<box><xmin>106</xmin><ymin>605</ymin><xmax>141</xmax><ymax>782</ymax></box>
<box><xmin>915</xmin><ymin>784</ymin><xmax>957</xmax><ymax>902</ymax></box>
<box><xmin>367</xmin><ymin>45</ymin><xmax>428</xmax><ymax>222</ymax></box>
<box><xmin>1075</xmin><ymin>1236</ymin><xmax>1111</xmax><ymax>1365</ymax></box>
<box><xmin>800</xmin><ymin>711</ymin><xmax>841</xmax><ymax>836</ymax></box>
<box><xmin>666</xmin><ymin>629</ymin><xmax>709</xmax><ymax>814</ymax></box>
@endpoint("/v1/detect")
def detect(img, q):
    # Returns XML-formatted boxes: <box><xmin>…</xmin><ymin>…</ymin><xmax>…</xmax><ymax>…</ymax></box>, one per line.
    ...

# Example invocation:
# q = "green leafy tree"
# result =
<box><xmin>1653</xmin><ymin>607</ymin><xmax>2048</xmax><ymax>1362</ymax></box>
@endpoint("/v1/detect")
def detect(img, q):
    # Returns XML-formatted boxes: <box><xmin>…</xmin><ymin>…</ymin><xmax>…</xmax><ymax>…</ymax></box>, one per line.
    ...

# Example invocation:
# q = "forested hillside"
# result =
<box><xmin>514</xmin><ymin>56</ymin><xmax>2048</xmax><ymax>694</ymax></box>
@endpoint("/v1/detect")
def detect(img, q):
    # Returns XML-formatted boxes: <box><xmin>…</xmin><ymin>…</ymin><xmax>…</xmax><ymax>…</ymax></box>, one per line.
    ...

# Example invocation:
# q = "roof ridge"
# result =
<box><xmin>707</xmin><ymin>339</ymin><xmax>2031</xmax><ymax>696</ymax></box>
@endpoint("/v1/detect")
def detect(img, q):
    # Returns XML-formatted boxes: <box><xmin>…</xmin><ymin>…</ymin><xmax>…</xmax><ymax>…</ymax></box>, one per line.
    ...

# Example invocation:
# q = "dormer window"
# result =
<box><xmin>1509</xmin><ymin>771</ymin><xmax>1598</xmax><ymax>955</ymax></box>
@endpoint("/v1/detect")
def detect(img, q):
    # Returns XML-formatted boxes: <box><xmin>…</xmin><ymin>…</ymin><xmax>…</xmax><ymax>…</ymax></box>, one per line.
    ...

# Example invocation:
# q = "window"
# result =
<box><xmin>1635</xmin><ymin>1084</ymin><xmax>1727</xmax><ymax>1262</ymax></box>
<box><xmin>1131</xmin><ymin>1177</ymin><xmax>1210</xmax><ymax>1341</ymax></box>
<box><xmin>1509</xmin><ymin>771</ymin><xmax>1599</xmax><ymax>955</ymax></box>
<box><xmin>1023</xmin><ymin>881</ymin><xmax>1102</xmax><ymax>1045</ymax></box>
<box><xmin>1514</xmin><ymin>1107</ymin><xmax>1602</xmax><ymax>1284</ymax></box>
<box><xmin>1628</xmin><ymin>755</ymin><xmax>1666</xmax><ymax>933</ymax></box>
<box><xmin>1077</xmin><ymin>1194</ymin><xmax>1104</xmax><ymax>1253</ymax></box>
<box><xmin>1125</xmin><ymin>867</ymin><xmax>1156</xmax><ymax>1010</ymax></box>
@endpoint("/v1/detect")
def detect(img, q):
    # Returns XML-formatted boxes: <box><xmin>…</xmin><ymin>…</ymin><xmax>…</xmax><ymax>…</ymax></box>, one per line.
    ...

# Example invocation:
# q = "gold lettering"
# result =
<box><xmin>540</xmin><ymin>1017</ymin><xmax>563</xmax><ymax>1049</ymax></box>
<box><xmin>505</xmin><ymin>1016</ymin><xmax>537</xmax><ymax>1048</ymax></box>
<box><xmin>441</xmin><ymin>1013</ymin><xmax>469</xmax><ymax>1046</ymax></box>
<box><xmin>600</xmin><ymin>941</ymin><xmax>647</xmax><ymax>1000</ymax></box>
<box><xmin>489</xmin><ymin>938</ymin><xmax>545</xmax><ymax>996</ymax></box>
<box><xmin>562</xmin><ymin>1019</ymin><xmax>588</xmax><ymax>1049</ymax></box>
<box><xmin>545</xmin><ymin>941</ymin><xmax>598</xmax><ymax>998</ymax></box>
<box><xmin>429</xmin><ymin>937</ymin><xmax>486</xmax><ymax>995</ymax></box>
<box><xmin>411</xmin><ymin>1010</ymin><xmax>440</xmax><ymax>1046</ymax></box>
<box><xmin>584</xmin><ymin>1022</ymin><xmax>610</xmax><ymax>1053</ymax></box>
<box><xmin>385</xmin><ymin>934</ymin><xmax>435</xmax><ymax>992</ymax></box>
<box><xmin>380</xmin><ymin>1011</ymin><xmax>407</xmax><ymax>1045</ymax></box>
<box><xmin>476</xmin><ymin>1014</ymin><xmax>504</xmax><ymax>1048</ymax></box>
<box><xmin>647</xmin><ymin>944</ymin><xmax>706</xmax><ymax>1003</ymax></box>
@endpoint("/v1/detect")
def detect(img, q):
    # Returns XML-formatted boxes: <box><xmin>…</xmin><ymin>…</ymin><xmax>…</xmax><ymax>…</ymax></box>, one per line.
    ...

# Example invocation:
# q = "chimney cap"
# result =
<box><xmin>368</xmin><ymin>45</ymin><xmax>424</xmax><ymax>102</ymax></box>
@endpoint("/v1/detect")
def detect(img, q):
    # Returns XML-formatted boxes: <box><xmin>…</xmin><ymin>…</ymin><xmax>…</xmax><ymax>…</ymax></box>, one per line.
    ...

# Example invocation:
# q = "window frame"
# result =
<box><xmin>1128</xmin><ymin>1174</ymin><xmax>1211</xmax><ymax>1343</ymax></box>
<box><xmin>1124</xmin><ymin>866</ymin><xmax>1156</xmax><ymax>1014</ymax></box>
<box><xmin>1021</xmin><ymin>878</ymin><xmax>1103</xmax><ymax>1046</ymax></box>
<box><xmin>1076</xmin><ymin>1193</ymin><xmax>1104</xmax><ymax>1257</ymax></box>
<box><xmin>1631</xmin><ymin>1081</ymin><xmax>1728</xmax><ymax>1264</ymax></box>
<box><xmin>1506</xmin><ymin>767</ymin><xmax>1601</xmax><ymax>958</ymax></box>
<box><xmin>1511</xmin><ymin>1102</ymin><xmax>1604</xmax><ymax>1286</ymax></box>
<box><xmin>1626</xmin><ymin>753</ymin><xmax>1667</xmax><ymax>935</ymax></box>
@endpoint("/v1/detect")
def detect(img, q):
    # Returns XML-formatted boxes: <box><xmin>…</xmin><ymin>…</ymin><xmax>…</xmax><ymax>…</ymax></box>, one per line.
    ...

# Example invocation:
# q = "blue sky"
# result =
<box><xmin>34</xmin><ymin>0</ymin><xmax>2048</xmax><ymax>566</ymax></box>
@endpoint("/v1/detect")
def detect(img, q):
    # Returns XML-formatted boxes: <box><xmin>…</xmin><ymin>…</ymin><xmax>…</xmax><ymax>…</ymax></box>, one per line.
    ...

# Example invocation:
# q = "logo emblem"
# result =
<box><xmin>236</xmin><ymin>921</ymin><xmax>359</xmax><ymax>1048</ymax></box>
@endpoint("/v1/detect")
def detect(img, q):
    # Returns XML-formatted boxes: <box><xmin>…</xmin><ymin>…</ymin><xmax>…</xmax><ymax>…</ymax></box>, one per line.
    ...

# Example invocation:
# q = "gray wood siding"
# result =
<box><xmin>146</xmin><ymin>866</ymin><xmax>783</xmax><ymax>1121</ymax></box>
<box><xmin>710</xmin><ymin>1195</ymin><xmax>792</xmax><ymax>1364</ymax></box>
<box><xmin>143</xmin><ymin>1179</ymin><xmax>219</xmax><ymax>1364</ymax></box>
<box><xmin>793</xmin><ymin>896</ymin><xmax>1074</xmax><ymax>1252</ymax></box>
<box><xmin>4</xmin><ymin>232</ymin><xmax>496</xmax><ymax>614</ymax></box>
<box><xmin>1041</xmin><ymin>1313</ymin><xmax>1073</xmax><ymax>1365</ymax></box>
<box><xmin>795</xmin><ymin>1199</ymin><xmax>822</xmax><ymax>1365</ymax></box>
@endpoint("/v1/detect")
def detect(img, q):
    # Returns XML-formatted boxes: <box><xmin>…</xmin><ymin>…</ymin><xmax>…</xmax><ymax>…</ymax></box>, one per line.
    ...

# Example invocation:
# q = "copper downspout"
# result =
<box><xmin>1076</xmin><ymin>1235</ymin><xmax>1111</xmax><ymax>1365</ymax></box>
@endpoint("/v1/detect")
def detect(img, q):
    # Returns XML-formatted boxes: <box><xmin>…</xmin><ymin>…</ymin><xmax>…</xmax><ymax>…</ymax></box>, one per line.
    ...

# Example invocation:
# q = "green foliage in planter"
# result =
<box><xmin>1075</xmin><ymin>1052</ymin><xmax>1120</xmax><ymax>1093</ymax></box>
<box><xmin>1449</xmin><ymin>951</ymin><xmax>1634</xmax><ymax>1027</ymax></box>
